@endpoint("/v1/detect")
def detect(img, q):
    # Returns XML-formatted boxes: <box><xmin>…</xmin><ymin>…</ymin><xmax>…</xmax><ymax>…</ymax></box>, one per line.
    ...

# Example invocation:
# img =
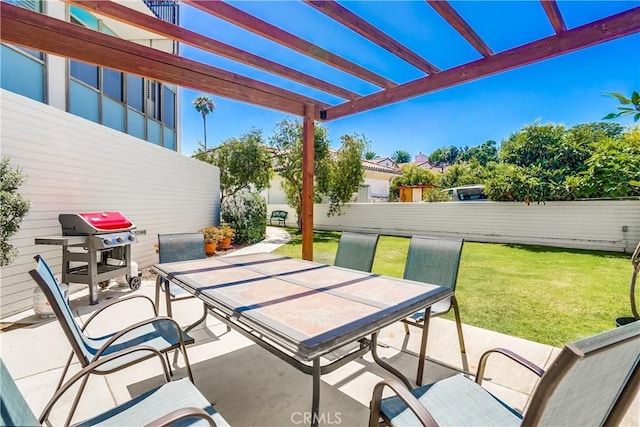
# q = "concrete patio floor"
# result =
<box><xmin>1</xmin><ymin>228</ymin><xmax>637</xmax><ymax>426</ymax></box>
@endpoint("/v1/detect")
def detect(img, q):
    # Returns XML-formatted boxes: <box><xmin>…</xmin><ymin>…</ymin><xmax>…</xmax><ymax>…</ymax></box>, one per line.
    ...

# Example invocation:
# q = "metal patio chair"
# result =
<box><xmin>402</xmin><ymin>236</ymin><xmax>468</xmax><ymax>373</ymax></box>
<box><xmin>28</xmin><ymin>255</ymin><xmax>194</xmax><ymax>408</ymax></box>
<box><xmin>334</xmin><ymin>231</ymin><xmax>380</xmax><ymax>272</ymax></box>
<box><xmin>154</xmin><ymin>233</ymin><xmax>210</xmax><ymax>333</ymax></box>
<box><xmin>369</xmin><ymin>321</ymin><xmax>640</xmax><ymax>427</ymax></box>
<box><xmin>1</xmin><ymin>350</ymin><xmax>227</xmax><ymax>427</ymax></box>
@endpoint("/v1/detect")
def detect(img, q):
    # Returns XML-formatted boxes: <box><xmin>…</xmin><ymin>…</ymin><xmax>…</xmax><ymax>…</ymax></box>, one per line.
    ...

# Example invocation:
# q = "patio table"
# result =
<box><xmin>153</xmin><ymin>252</ymin><xmax>452</xmax><ymax>426</ymax></box>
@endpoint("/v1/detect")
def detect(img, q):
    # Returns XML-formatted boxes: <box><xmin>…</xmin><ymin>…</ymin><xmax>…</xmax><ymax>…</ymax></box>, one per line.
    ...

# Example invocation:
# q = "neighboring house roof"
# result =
<box><xmin>362</xmin><ymin>159</ymin><xmax>402</xmax><ymax>175</ymax></box>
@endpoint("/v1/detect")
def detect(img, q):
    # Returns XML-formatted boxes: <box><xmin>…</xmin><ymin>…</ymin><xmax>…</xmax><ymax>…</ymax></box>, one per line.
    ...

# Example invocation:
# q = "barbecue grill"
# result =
<box><xmin>35</xmin><ymin>212</ymin><xmax>140</xmax><ymax>305</ymax></box>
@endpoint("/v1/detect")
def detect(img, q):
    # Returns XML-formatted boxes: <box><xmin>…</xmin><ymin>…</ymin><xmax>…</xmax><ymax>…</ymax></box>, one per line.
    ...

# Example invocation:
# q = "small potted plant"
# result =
<box><xmin>200</xmin><ymin>226</ymin><xmax>222</xmax><ymax>255</ymax></box>
<box><xmin>219</xmin><ymin>223</ymin><xmax>235</xmax><ymax>249</ymax></box>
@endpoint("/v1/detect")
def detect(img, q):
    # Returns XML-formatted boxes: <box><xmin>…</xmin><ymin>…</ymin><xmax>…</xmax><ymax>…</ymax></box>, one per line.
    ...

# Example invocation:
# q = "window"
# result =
<box><xmin>162</xmin><ymin>86</ymin><xmax>175</xmax><ymax>128</ymax></box>
<box><xmin>126</xmin><ymin>75</ymin><xmax>144</xmax><ymax>111</ymax></box>
<box><xmin>70</xmin><ymin>60</ymin><xmax>98</xmax><ymax>88</ymax></box>
<box><xmin>103</xmin><ymin>68</ymin><xmax>123</xmax><ymax>101</ymax></box>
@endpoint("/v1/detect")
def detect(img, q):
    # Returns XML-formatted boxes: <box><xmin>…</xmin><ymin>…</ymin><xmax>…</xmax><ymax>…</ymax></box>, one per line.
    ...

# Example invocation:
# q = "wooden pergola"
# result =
<box><xmin>2</xmin><ymin>0</ymin><xmax>639</xmax><ymax>260</ymax></box>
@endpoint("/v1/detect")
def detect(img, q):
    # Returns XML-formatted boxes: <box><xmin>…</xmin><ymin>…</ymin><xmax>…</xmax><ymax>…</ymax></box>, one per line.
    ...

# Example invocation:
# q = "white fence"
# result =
<box><xmin>269</xmin><ymin>199</ymin><xmax>640</xmax><ymax>253</ymax></box>
<box><xmin>1</xmin><ymin>90</ymin><xmax>220</xmax><ymax>317</ymax></box>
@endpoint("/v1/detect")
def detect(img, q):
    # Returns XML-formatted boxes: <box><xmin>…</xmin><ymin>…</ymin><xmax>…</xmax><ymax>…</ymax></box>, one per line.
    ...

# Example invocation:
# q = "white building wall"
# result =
<box><xmin>0</xmin><ymin>90</ymin><xmax>220</xmax><ymax>317</ymax></box>
<box><xmin>363</xmin><ymin>171</ymin><xmax>393</xmax><ymax>198</ymax></box>
<box><xmin>309</xmin><ymin>201</ymin><xmax>640</xmax><ymax>253</ymax></box>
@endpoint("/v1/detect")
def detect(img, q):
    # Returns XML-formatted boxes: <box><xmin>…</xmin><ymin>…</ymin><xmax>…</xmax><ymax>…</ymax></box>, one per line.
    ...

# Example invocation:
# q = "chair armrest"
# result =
<box><xmin>144</xmin><ymin>407</ymin><xmax>217</xmax><ymax>427</ymax></box>
<box><xmin>81</xmin><ymin>294</ymin><xmax>158</xmax><ymax>332</ymax></box>
<box><xmin>39</xmin><ymin>345</ymin><xmax>169</xmax><ymax>424</ymax></box>
<box><xmin>476</xmin><ymin>348</ymin><xmax>545</xmax><ymax>385</ymax></box>
<box><xmin>92</xmin><ymin>316</ymin><xmax>185</xmax><ymax>362</ymax></box>
<box><xmin>369</xmin><ymin>378</ymin><xmax>438</xmax><ymax>427</ymax></box>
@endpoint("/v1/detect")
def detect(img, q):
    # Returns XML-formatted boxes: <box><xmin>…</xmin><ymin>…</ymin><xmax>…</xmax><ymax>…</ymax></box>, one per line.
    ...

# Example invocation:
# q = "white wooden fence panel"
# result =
<box><xmin>1</xmin><ymin>90</ymin><xmax>220</xmax><ymax>316</ymax></box>
<box><xmin>310</xmin><ymin>201</ymin><xmax>640</xmax><ymax>253</ymax></box>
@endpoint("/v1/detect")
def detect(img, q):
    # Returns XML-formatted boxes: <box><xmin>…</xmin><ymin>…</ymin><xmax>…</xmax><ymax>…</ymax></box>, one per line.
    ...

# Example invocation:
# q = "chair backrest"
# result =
<box><xmin>334</xmin><ymin>232</ymin><xmax>379</xmax><ymax>272</ymax></box>
<box><xmin>522</xmin><ymin>321</ymin><xmax>640</xmax><ymax>427</ymax></box>
<box><xmin>0</xmin><ymin>358</ymin><xmax>41</xmax><ymax>427</ymax></box>
<box><xmin>29</xmin><ymin>256</ymin><xmax>93</xmax><ymax>366</ymax></box>
<box><xmin>158</xmin><ymin>233</ymin><xmax>206</xmax><ymax>264</ymax></box>
<box><xmin>403</xmin><ymin>236</ymin><xmax>464</xmax><ymax>291</ymax></box>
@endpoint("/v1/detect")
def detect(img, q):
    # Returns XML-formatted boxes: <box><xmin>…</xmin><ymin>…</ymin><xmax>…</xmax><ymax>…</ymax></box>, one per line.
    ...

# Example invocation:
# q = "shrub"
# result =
<box><xmin>0</xmin><ymin>157</ymin><xmax>31</xmax><ymax>266</ymax></box>
<box><xmin>221</xmin><ymin>190</ymin><xmax>267</xmax><ymax>244</ymax></box>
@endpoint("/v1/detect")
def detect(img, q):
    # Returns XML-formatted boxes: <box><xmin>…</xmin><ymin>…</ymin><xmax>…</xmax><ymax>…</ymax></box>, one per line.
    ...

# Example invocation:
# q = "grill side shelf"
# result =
<box><xmin>35</xmin><ymin>236</ymin><xmax>87</xmax><ymax>246</ymax></box>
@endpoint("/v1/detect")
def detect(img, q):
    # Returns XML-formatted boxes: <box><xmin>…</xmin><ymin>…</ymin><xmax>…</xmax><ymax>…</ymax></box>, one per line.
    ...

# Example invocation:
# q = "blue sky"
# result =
<box><xmin>177</xmin><ymin>1</ymin><xmax>640</xmax><ymax>159</ymax></box>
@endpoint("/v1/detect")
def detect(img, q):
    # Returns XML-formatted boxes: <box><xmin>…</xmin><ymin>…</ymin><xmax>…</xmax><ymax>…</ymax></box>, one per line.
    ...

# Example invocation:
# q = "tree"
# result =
<box><xmin>391</xmin><ymin>149</ymin><xmax>411</xmax><ymax>164</ymax></box>
<box><xmin>1</xmin><ymin>157</ymin><xmax>31</xmax><ymax>266</ymax></box>
<box><xmin>459</xmin><ymin>140</ymin><xmax>498</xmax><ymax>166</ymax></box>
<box><xmin>270</xmin><ymin>118</ymin><xmax>331</xmax><ymax>229</ymax></box>
<box><xmin>206</xmin><ymin>128</ymin><xmax>273</xmax><ymax>203</ymax></box>
<box><xmin>429</xmin><ymin>145</ymin><xmax>460</xmax><ymax>168</ymax></box>
<box><xmin>269</xmin><ymin>118</ymin><xmax>365</xmax><ymax>229</ymax></box>
<box><xmin>327</xmin><ymin>134</ymin><xmax>366</xmax><ymax>216</ymax></box>
<box><xmin>603</xmin><ymin>91</ymin><xmax>640</xmax><ymax>122</ymax></box>
<box><xmin>577</xmin><ymin>127</ymin><xmax>640</xmax><ymax>198</ymax></box>
<box><xmin>193</xmin><ymin>95</ymin><xmax>216</xmax><ymax>152</ymax></box>
<box><xmin>364</xmin><ymin>150</ymin><xmax>378</xmax><ymax>160</ymax></box>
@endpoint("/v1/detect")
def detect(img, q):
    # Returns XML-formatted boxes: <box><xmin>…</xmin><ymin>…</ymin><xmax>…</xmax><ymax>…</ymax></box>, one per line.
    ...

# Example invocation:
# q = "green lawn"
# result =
<box><xmin>273</xmin><ymin>229</ymin><xmax>633</xmax><ymax>347</ymax></box>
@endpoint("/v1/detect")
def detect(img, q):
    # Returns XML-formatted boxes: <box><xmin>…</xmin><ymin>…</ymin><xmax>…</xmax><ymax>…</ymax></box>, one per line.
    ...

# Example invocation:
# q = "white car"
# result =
<box><xmin>445</xmin><ymin>185</ymin><xmax>487</xmax><ymax>201</ymax></box>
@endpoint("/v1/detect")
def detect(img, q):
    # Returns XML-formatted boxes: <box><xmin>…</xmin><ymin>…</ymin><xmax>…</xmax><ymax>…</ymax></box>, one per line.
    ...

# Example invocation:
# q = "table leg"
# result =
<box><xmin>416</xmin><ymin>307</ymin><xmax>432</xmax><ymax>386</ymax></box>
<box><xmin>311</xmin><ymin>358</ymin><xmax>320</xmax><ymax>427</ymax></box>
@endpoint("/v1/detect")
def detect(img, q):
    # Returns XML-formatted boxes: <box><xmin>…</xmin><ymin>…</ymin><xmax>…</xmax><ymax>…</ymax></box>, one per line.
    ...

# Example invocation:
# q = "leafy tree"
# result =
<box><xmin>327</xmin><ymin>134</ymin><xmax>366</xmax><ymax>216</ymax></box>
<box><xmin>459</xmin><ymin>140</ymin><xmax>498</xmax><ymax>166</ymax></box>
<box><xmin>500</xmin><ymin>122</ymin><xmax>566</xmax><ymax>168</ymax></box>
<box><xmin>603</xmin><ymin>91</ymin><xmax>640</xmax><ymax>122</ymax></box>
<box><xmin>1</xmin><ymin>157</ymin><xmax>31</xmax><ymax>266</ymax></box>
<box><xmin>269</xmin><ymin>118</ymin><xmax>331</xmax><ymax>229</ymax></box>
<box><xmin>269</xmin><ymin>120</ymin><xmax>366</xmax><ymax>227</ymax></box>
<box><xmin>193</xmin><ymin>95</ymin><xmax>216</xmax><ymax>152</ymax></box>
<box><xmin>204</xmin><ymin>128</ymin><xmax>273</xmax><ymax>203</ymax></box>
<box><xmin>438</xmin><ymin>159</ymin><xmax>487</xmax><ymax>189</ymax></box>
<box><xmin>429</xmin><ymin>145</ymin><xmax>460</xmax><ymax>168</ymax></box>
<box><xmin>391</xmin><ymin>149</ymin><xmax>411</xmax><ymax>164</ymax></box>
<box><xmin>577</xmin><ymin>127</ymin><xmax>640</xmax><ymax>198</ymax></box>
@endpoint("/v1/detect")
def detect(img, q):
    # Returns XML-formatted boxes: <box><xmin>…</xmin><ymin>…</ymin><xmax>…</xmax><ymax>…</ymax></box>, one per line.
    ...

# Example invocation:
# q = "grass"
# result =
<box><xmin>273</xmin><ymin>229</ymin><xmax>633</xmax><ymax>347</ymax></box>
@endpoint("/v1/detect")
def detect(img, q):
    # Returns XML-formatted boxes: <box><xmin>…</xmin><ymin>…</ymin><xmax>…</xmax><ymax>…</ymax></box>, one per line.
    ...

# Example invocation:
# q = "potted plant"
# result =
<box><xmin>200</xmin><ymin>226</ymin><xmax>222</xmax><ymax>255</ymax></box>
<box><xmin>219</xmin><ymin>224</ymin><xmax>235</xmax><ymax>249</ymax></box>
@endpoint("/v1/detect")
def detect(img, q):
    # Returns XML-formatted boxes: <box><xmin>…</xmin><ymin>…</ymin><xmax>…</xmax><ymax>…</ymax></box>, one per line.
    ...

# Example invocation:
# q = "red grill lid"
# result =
<box><xmin>79</xmin><ymin>212</ymin><xmax>132</xmax><ymax>230</ymax></box>
<box><xmin>59</xmin><ymin>212</ymin><xmax>135</xmax><ymax>235</ymax></box>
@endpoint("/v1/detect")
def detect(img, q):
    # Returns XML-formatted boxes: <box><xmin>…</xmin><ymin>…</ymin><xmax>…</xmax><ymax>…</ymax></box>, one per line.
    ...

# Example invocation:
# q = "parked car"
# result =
<box><xmin>445</xmin><ymin>185</ymin><xmax>487</xmax><ymax>201</ymax></box>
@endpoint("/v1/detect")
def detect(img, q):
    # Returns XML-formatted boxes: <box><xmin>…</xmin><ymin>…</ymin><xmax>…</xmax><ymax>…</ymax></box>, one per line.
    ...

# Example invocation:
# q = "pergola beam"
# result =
<box><xmin>304</xmin><ymin>0</ymin><xmax>439</xmax><ymax>75</ymax></box>
<box><xmin>540</xmin><ymin>0</ymin><xmax>567</xmax><ymax>34</ymax></box>
<box><xmin>182</xmin><ymin>0</ymin><xmax>397</xmax><ymax>89</ymax></box>
<box><xmin>0</xmin><ymin>3</ymin><xmax>326</xmax><ymax>118</ymax></box>
<box><xmin>323</xmin><ymin>7</ymin><xmax>640</xmax><ymax>121</ymax></box>
<box><xmin>426</xmin><ymin>0</ymin><xmax>493</xmax><ymax>57</ymax></box>
<box><xmin>63</xmin><ymin>0</ymin><xmax>360</xmax><ymax>101</ymax></box>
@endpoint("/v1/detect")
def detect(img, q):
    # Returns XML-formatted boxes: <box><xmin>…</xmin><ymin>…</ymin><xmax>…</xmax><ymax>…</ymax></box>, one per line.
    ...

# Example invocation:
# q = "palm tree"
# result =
<box><xmin>364</xmin><ymin>150</ymin><xmax>378</xmax><ymax>160</ymax></box>
<box><xmin>193</xmin><ymin>96</ymin><xmax>216</xmax><ymax>152</ymax></box>
<box><xmin>391</xmin><ymin>149</ymin><xmax>412</xmax><ymax>164</ymax></box>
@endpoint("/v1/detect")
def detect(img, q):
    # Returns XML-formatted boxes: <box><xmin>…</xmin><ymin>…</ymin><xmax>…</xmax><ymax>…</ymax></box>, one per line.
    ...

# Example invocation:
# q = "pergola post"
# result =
<box><xmin>301</xmin><ymin>103</ymin><xmax>315</xmax><ymax>261</ymax></box>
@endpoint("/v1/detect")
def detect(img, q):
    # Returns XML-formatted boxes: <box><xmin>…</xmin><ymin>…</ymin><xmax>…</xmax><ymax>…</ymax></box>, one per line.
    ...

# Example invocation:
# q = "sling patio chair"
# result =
<box><xmin>154</xmin><ymin>232</ymin><xmax>211</xmax><ymax>333</ymax></box>
<box><xmin>401</xmin><ymin>236</ymin><xmax>468</xmax><ymax>375</ymax></box>
<box><xmin>369</xmin><ymin>321</ymin><xmax>640</xmax><ymax>427</ymax></box>
<box><xmin>334</xmin><ymin>231</ymin><xmax>380</xmax><ymax>272</ymax></box>
<box><xmin>1</xmin><ymin>349</ymin><xmax>228</xmax><ymax>427</ymax></box>
<box><xmin>28</xmin><ymin>255</ymin><xmax>195</xmax><ymax>405</ymax></box>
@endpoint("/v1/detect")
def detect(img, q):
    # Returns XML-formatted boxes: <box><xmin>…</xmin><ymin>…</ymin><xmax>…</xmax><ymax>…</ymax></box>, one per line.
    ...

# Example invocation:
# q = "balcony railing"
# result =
<box><xmin>142</xmin><ymin>0</ymin><xmax>179</xmax><ymax>25</ymax></box>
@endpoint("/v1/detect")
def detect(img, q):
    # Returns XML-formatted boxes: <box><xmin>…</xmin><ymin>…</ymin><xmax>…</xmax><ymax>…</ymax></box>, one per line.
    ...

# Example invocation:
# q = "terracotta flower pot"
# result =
<box><xmin>219</xmin><ymin>237</ymin><xmax>232</xmax><ymax>249</ymax></box>
<box><xmin>205</xmin><ymin>242</ymin><xmax>217</xmax><ymax>256</ymax></box>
